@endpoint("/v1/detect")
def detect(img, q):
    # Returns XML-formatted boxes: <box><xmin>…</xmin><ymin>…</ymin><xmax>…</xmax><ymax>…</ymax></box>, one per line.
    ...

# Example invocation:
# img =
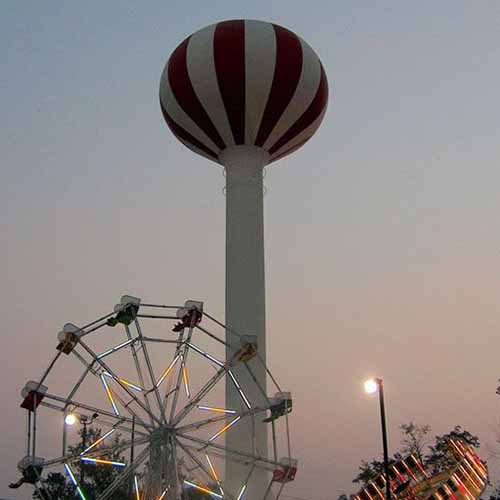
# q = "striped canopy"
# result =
<box><xmin>160</xmin><ymin>19</ymin><xmax>329</xmax><ymax>165</ymax></box>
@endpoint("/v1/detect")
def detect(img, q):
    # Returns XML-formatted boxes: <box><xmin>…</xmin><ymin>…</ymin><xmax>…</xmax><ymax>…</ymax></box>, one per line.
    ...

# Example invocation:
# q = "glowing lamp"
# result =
<box><xmin>65</xmin><ymin>414</ymin><xmax>77</xmax><ymax>426</ymax></box>
<box><xmin>364</xmin><ymin>379</ymin><xmax>379</xmax><ymax>394</ymax></box>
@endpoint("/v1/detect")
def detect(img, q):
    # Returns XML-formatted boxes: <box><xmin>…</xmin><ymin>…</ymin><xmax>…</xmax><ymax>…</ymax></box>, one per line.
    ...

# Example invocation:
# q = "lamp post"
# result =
<box><xmin>364</xmin><ymin>378</ymin><xmax>391</xmax><ymax>500</ymax></box>
<box><xmin>65</xmin><ymin>412</ymin><xmax>98</xmax><ymax>484</ymax></box>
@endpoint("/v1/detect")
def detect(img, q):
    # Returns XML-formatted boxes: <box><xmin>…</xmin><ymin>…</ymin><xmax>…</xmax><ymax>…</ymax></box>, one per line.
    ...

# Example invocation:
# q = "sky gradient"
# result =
<box><xmin>2</xmin><ymin>2</ymin><xmax>500</xmax><ymax>499</ymax></box>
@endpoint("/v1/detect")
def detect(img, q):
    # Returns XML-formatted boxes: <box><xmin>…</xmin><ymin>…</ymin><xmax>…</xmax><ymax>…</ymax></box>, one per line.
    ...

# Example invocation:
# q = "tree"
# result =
<box><xmin>399</xmin><ymin>422</ymin><xmax>431</xmax><ymax>464</ymax></box>
<box><xmin>352</xmin><ymin>457</ymin><xmax>399</xmax><ymax>485</ymax></box>
<box><xmin>35</xmin><ymin>425</ymin><xmax>215</xmax><ymax>500</ymax></box>
<box><xmin>33</xmin><ymin>472</ymin><xmax>76</xmax><ymax>500</ymax></box>
<box><xmin>425</xmin><ymin>425</ymin><xmax>479</xmax><ymax>474</ymax></box>
<box><xmin>350</xmin><ymin>423</ymin><xmax>480</xmax><ymax>488</ymax></box>
<box><xmin>352</xmin><ymin>423</ymin><xmax>431</xmax><ymax>486</ymax></box>
<box><xmin>34</xmin><ymin>426</ymin><xmax>129</xmax><ymax>500</ymax></box>
<box><xmin>487</xmin><ymin>482</ymin><xmax>500</xmax><ymax>500</ymax></box>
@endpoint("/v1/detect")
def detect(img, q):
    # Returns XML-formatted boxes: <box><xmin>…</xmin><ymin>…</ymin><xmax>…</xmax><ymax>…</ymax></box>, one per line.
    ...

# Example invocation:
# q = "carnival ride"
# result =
<box><xmin>353</xmin><ymin>439</ymin><xmax>488</xmax><ymax>500</ymax></box>
<box><xmin>15</xmin><ymin>297</ymin><xmax>296</xmax><ymax>500</ymax></box>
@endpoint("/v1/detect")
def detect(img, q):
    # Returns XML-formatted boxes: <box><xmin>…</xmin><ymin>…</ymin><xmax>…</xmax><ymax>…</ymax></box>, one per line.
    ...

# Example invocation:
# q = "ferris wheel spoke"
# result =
<box><xmin>255</xmin><ymin>349</ymin><xmax>283</xmax><ymax>393</ymax></box>
<box><xmin>71</xmin><ymin>348</ymin><xmax>145</xmax><ymax>422</ymax></box>
<box><xmin>172</xmin><ymin>364</ymin><xmax>229</xmax><ymax>426</ymax></box>
<box><xmin>98</xmin><ymin>372</ymin><xmax>150</xmax><ymax>429</ymax></box>
<box><xmin>78</xmin><ymin>310</ymin><xmax>115</xmax><ymax>334</ymax></box>
<box><xmin>78</xmin><ymin>319</ymin><xmax>112</xmax><ymax>341</ymax></box>
<box><xmin>175</xmin><ymin>438</ymin><xmax>225</xmax><ymax>495</ymax></box>
<box><xmin>95</xmin><ymin>417</ymin><xmax>147</xmax><ymax>437</ymax></box>
<box><xmin>136</xmin><ymin>313</ymin><xmax>178</xmax><ymax>320</ymax></box>
<box><xmin>205</xmin><ymin>453</ymin><xmax>225</xmax><ymax>496</ymax></box>
<box><xmin>37</xmin><ymin>349</ymin><xmax>64</xmax><ymax>390</ymax></box>
<box><xmin>81</xmin><ymin>435</ymin><xmax>150</xmax><ymax>460</ymax></box>
<box><xmin>195</xmin><ymin>324</ymin><xmax>229</xmax><ymax>347</ymax></box>
<box><xmin>142</xmin><ymin>336</ymin><xmax>185</xmax><ymax>344</ymax></box>
<box><xmin>132</xmin><ymin>319</ymin><xmax>166</xmax><ymax>423</ymax></box>
<box><xmin>243</xmin><ymin>363</ymin><xmax>270</xmax><ymax>405</ymax></box>
<box><xmin>72</xmin><ymin>348</ymin><xmax>99</xmax><ymax>375</ymax></box>
<box><xmin>80</xmin><ymin>429</ymin><xmax>119</xmax><ymax>456</ymax></box>
<box><xmin>72</xmin><ymin>348</ymin><xmax>128</xmax><ymax>418</ymax></box>
<box><xmin>158</xmin><ymin>341</ymin><xmax>183</xmax><ymax>415</ymax></box>
<box><xmin>42</xmin><ymin>435</ymin><xmax>149</xmax><ymax>468</ymax></box>
<box><xmin>63</xmin><ymin>362</ymin><xmax>95</xmax><ymax>411</ymax></box>
<box><xmin>271</xmin><ymin>419</ymin><xmax>278</xmax><ymax>464</ymax></box>
<box><xmin>43</xmin><ymin>393</ymin><xmax>125</xmax><ymax>423</ymax></box>
<box><xmin>124</xmin><ymin>325</ymin><xmax>156</xmax><ymax>427</ymax></box>
<box><xmin>40</xmin><ymin>401</ymin><xmax>147</xmax><ymax>438</ymax></box>
<box><xmin>181</xmin><ymin>355</ymin><xmax>191</xmax><ymax>399</ymax></box>
<box><xmin>274</xmin><ymin>481</ymin><xmax>287</xmax><ymax>500</ymax></box>
<box><xmin>140</xmin><ymin>303</ymin><xmax>182</xmax><ymax>309</ymax></box>
<box><xmin>202</xmin><ymin>311</ymin><xmax>241</xmax><ymax>338</ymax></box>
<box><xmin>96</xmin><ymin>337</ymin><xmax>138</xmax><ymax>360</ymax></box>
<box><xmin>42</xmin><ymin>392</ymin><xmax>151</xmax><ymax>431</ymax></box>
<box><xmin>176</xmin><ymin>406</ymin><xmax>267</xmax><ymax>434</ymax></box>
<box><xmin>234</xmin><ymin>464</ymin><xmax>257</xmax><ymax>500</ymax></box>
<box><xmin>160</xmin><ymin>327</ymin><xmax>187</xmax><ymax>417</ymax></box>
<box><xmin>78</xmin><ymin>339</ymin><xmax>161</xmax><ymax>427</ymax></box>
<box><xmin>96</xmin><ymin>444</ymin><xmax>151</xmax><ymax>500</ymax></box>
<box><xmin>197</xmin><ymin>446</ymin><xmax>272</xmax><ymax>482</ymax></box>
<box><xmin>168</xmin><ymin>319</ymin><xmax>197</xmax><ymax>423</ymax></box>
<box><xmin>100</xmin><ymin>379</ymin><xmax>161</xmax><ymax>436</ymax></box>
<box><xmin>228</xmin><ymin>370</ymin><xmax>252</xmax><ymax>410</ymax></box>
<box><xmin>176</xmin><ymin>433</ymin><xmax>281</xmax><ymax>470</ymax></box>
<box><xmin>164</xmin><ymin>313</ymin><xmax>200</xmax><ymax>422</ymax></box>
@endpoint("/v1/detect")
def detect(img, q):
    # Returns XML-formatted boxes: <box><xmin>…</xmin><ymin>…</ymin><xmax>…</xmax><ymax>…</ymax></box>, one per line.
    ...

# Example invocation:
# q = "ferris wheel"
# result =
<box><xmin>15</xmin><ymin>296</ymin><xmax>296</xmax><ymax>500</ymax></box>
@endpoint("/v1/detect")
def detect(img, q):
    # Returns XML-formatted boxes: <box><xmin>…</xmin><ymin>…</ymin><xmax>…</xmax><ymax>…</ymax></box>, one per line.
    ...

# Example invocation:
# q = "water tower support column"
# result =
<box><xmin>222</xmin><ymin>145</ymin><xmax>269</xmax><ymax>497</ymax></box>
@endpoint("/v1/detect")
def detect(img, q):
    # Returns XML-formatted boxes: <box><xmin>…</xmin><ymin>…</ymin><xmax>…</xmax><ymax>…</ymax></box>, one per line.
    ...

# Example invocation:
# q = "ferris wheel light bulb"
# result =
<box><xmin>236</xmin><ymin>484</ymin><xmax>247</xmax><ymax>500</ymax></box>
<box><xmin>364</xmin><ymin>379</ymin><xmax>378</xmax><ymax>394</ymax></box>
<box><xmin>65</xmin><ymin>414</ymin><xmax>77</xmax><ymax>426</ymax></box>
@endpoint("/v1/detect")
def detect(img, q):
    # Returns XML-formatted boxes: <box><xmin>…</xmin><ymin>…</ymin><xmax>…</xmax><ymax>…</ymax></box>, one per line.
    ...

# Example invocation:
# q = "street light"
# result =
<box><xmin>64</xmin><ymin>413</ymin><xmax>77</xmax><ymax>426</ymax></box>
<box><xmin>64</xmin><ymin>412</ymin><xmax>98</xmax><ymax>484</ymax></box>
<box><xmin>364</xmin><ymin>379</ymin><xmax>378</xmax><ymax>395</ymax></box>
<box><xmin>364</xmin><ymin>377</ymin><xmax>391</xmax><ymax>500</ymax></box>
<box><xmin>79</xmin><ymin>413</ymin><xmax>98</xmax><ymax>484</ymax></box>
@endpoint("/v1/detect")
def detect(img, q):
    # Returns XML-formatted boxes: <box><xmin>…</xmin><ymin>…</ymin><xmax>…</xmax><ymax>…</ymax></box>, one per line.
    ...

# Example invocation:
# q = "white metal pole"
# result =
<box><xmin>222</xmin><ymin>145</ymin><xmax>269</xmax><ymax>498</ymax></box>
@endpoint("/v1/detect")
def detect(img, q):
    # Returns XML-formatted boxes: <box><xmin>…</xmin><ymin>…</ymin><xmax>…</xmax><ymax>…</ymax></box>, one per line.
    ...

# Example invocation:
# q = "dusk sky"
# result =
<box><xmin>2</xmin><ymin>2</ymin><xmax>500</xmax><ymax>499</ymax></box>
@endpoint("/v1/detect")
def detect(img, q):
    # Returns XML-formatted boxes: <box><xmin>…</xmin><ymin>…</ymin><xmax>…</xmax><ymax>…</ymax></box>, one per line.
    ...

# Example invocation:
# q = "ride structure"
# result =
<box><xmin>160</xmin><ymin>19</ymin><xmax>329</xmax><ymax>496</ymax></box>
<box><xmin>15</xmin><ymin>296</ymin><xmax>295</xmax><ymax>499</ymax></box>
<box><xmin>353</xmin><ymin>440</ymin><xmax>488</xmax><ymax>500</ymax></box>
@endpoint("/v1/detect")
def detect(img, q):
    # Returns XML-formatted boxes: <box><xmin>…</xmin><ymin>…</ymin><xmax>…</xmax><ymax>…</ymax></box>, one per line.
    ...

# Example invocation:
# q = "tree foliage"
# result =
<box><xmin>34</xmin><ymin>472</ymin><xmax>76</xmax><ymax>500</ymax></box>
<box><xmin>352</xmin><ymin>456</ymin><xmax>399</xmax><ymax>485</ymax></box>
<box><xmin>487</xmin><ymin>482</ymin><xmax>500</xmax><ymax>500</ymax></box>
<box><xmin>34</xmin><ymin>426</ymin><xmax>129</xmax><ymax>500</ymax></box>
<box><xmin>351</xmin><ymin>423</ymin><xmax>480</xmax><ymax>488</ymax></box>
<box><xmin>34</xmin><ymin>425</ymin><xmax>215</xmax><ymax>499</ymax></box>
<box><xmin>399</xmin><ymin>421</ymin><xmax>431</xmax><ymax>464</ymax></box>
<box><xmin>425</xmin><ymin>425</ymin><xmax>479</xmax><ymax>475</ymax></box>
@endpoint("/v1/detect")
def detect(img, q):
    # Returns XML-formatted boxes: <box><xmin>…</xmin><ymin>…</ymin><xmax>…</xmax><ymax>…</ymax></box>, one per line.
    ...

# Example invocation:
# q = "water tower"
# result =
<box><xmin>160</xmin><ymin>19</ymin><xmax>328</xmax><ymax>497</ymax></box>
